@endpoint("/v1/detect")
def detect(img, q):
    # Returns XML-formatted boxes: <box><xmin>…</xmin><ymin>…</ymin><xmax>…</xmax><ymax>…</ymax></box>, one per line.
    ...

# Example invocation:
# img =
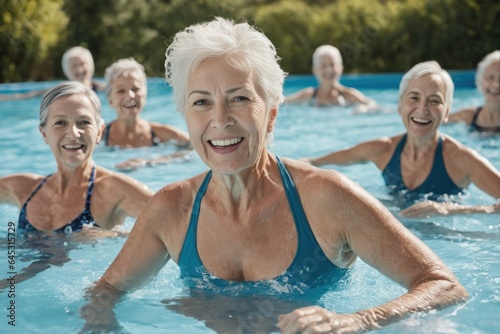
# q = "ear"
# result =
<box><xmin>39</xmin><ymin>125</ymin><xmax>49</xmax><ymax>144</ymax></box>
<box><xmin>443</xmin><ymin>106</ymin><xmax>450</xmax><ymax>123</ymax></box>
<box><xmin>96</xmin><ymin>122</ymin><xmax>105</xmax><ymax>144</ymax></box>
<box><xmin>267</xmin><ymin>106</ymin><xmax>278</xmax><ymax>133</ymax></box>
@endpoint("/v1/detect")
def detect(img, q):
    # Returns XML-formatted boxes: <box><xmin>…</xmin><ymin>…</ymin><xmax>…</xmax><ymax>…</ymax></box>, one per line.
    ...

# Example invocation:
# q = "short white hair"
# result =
<box><xmin>61</xmin><ymin>46</ymin><xmax>95</xmax><ymax>80</ymax></box>
<box><xmin>476</xmin><ymin>50</ymin><xmax>500</xmax><ymax>93</ymax></box>
<box><xmin>165</xmin><ymin>17</ymin><xmax>287</xmax><ymax>113</ymax></box>
<box><xmin>399</xmin><ymin>60</ymin><xmax>454</xmax><ymax>108</ymax></box>
<box><xmin>312</xmin><ymin>45</ymin><xmax>343</xmax><ymax>68</ymax></box>
<box><xmin>104</xmin><ymin>57</ymin><xmax>147</xmax><ymax>97</ymax></box>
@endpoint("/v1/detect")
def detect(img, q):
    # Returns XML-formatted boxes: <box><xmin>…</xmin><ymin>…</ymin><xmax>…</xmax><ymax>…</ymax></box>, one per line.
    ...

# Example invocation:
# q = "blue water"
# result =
<box><xmin>1</xmin><ymin>73</ymin><xmax>499</xmax><ymax>333</ymax></box>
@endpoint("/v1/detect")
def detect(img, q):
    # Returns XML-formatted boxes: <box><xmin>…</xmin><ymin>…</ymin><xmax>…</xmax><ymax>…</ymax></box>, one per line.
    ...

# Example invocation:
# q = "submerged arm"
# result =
<box><xmin>80</xmin><ymin>196</ymin><xmax>171</xmax><ymax>331</ymax></box>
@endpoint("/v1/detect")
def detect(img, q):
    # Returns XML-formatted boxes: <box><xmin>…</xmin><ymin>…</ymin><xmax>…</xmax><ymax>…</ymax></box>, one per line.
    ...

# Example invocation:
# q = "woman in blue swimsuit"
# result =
<box><xmin>447</xmin><ymin>50</ymin><xmax>500</xmax><ymax>134</ymax></box>
<box><xmin>284</xmin><ymin>45</ymin><xmax>378</xmax><ymax>113</ymax></box>
<box><xmin>103</xmin><ymin>57</ymin><xmax>190</xmax><ymax>148</ymax></box>
<box><xmin>302</xmin><ymin>61</ymin><xmax>500</xmax><ymax>217</ymax></box>
<box><xmin>81</xmin><ymin>18</ymin><xmax>467</xmax><ymax>334</ymax></box>
<box><xmin>0</xmin><ymin>82</ymin><xmax>153</xmax><ymax>234</ymax></box>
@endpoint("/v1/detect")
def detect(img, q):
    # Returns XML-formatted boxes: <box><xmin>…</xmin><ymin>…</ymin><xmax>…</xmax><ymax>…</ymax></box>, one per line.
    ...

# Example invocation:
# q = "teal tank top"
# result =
<box><xmin>178</xmin><ymin>155</ymin><xmax>349</xmax><ymax>292</ymax></box>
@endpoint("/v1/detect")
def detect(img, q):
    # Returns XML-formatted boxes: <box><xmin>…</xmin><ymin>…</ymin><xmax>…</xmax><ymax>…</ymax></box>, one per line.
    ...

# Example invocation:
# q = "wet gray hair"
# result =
<box><xmin>398</xmin><ymin>60</ymin><xmax>454</xmax><ymax>108</ymax></box>
<box><xmin>165</xmin><ymin>17</ymin><xmax>287</xmax><ymax>113</ymax></box>
<box><xmin>39</xmin><ymin>81</ymin><xmax>103</xmax><ymax>128</ymax></box>
<box><xmin>312</xmin><ymin>45</ymin><xmax>343</xmax><ymax>69</ymax></box>
<box><xmin>61</xmin><ymin>46</ymin><xmax>95</xmax><ymax>80</ymax></box>
<box><xmin>476</xmin><ymin>50</ymin><xmax>500</xmax><ymax>93</ymax></box>
<box><xmin>104</xmin><ymin>57</ymin><xmax>147</xmax><ymax>97</ymax></box>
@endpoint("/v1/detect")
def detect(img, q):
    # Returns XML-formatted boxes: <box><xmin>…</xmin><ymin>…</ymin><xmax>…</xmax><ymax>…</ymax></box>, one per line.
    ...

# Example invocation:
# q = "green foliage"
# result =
<box><xmin>0</xmin><ymin>0</ymin><xmax>67</xmax><ymax>82</ymax></box>
<box><xmin>0</xmin><ymin>0</ymin><xmax>498</xmax><ymax>82</ymax></box>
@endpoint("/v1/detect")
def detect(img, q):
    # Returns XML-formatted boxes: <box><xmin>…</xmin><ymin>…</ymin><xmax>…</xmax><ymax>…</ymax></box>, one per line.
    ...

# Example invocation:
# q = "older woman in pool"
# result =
<box><xmin>81</xmin><ymin>18</ymin><xmax>467</xmax><ymax>333</ymax></box>
<box><xmin>0</xmin><ymin>82</ymin><xmax>153</xmax><ymax>234</ymax></box>
<box><xmin>0</xmin><ymin>46</ymin><xmax>105</xmax><ymax>101</ymax></box>
<box><xmin>302</xmin><ymin>61</ymin><xmax>500</xmax><ymax>218</ymax></box>
<box><xmin>284</xmin><ymin>44</ymin><xmax>378</xmax><ymax>113</ymax></box>
<box><xmin>447</xmin><ymin>50</ymin><xmax>500</xmax><ymax>134</ymax></box>
<box><xmin>103</xmin><ymin>57</ymin><xmax>190</xmax><ymax>148</ymax></box>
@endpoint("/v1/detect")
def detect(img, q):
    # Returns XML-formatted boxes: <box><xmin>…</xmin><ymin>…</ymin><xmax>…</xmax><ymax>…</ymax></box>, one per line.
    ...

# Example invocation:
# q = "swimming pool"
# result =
<box><xmin>1</xmin><ymin>72</ymin><xmax>499</xmax><ymax>333</ymax></box>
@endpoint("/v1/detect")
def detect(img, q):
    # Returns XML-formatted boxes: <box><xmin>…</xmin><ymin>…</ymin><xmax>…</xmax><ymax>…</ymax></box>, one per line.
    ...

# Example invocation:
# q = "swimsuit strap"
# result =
<box><xmin>150</xmin><ymin>123</ymin><xmax>160</xmax><ymax>146</ymax></box>
<box><xmin>470</xmin><ymin>106</ymin><xmax>482</xmax><ymax>127</ymax></box>
<box><xmin>84</xmin><ymin>165</ymin><xmax>96</xmax><ymax>211</ymax></box>
<box><xmin>104</xmin><ymin>122</ymin><xmax>112</xmax><ymax>146</ymax></box>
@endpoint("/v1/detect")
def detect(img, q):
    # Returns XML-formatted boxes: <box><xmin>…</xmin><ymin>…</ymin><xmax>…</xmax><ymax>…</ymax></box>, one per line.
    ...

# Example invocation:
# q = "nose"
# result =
<box><xmin>211</xmin><ymin>103</ymin><xmax>235</xmax><ymax>129</ymax></box>
<box><xmin>127</xmin><ymin>90</ymin><xmax>135</xmax><ymax>99</ymax></box>
<box><xmin>66</xmin><ymin>124</ymin><xmax>82</xmax><ymax>139</ymax></box>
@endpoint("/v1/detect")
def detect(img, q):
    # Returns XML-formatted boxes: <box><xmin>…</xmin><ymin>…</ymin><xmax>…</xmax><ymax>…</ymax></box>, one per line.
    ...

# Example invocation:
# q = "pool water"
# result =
<box><xmin>1</xmin><ymin>73</ymin><xmax>499</xmax><ymax>334</ymax></box>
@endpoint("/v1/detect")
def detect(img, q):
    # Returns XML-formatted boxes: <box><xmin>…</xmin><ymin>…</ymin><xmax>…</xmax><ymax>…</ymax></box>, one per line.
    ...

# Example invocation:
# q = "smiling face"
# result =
<box><xmin>184</xmin><ymin>57</ymin><xmax>277</xmax><ymax>174</ymax></box>
<box><xmin>67</xmin><ymin>55</ymin><xmax>93</xmax><ymax>84</ymax></box>
<box><xmin>108</xmin><ymin>70</ymin><xmax>147</xmax><ymax>119</ymax></box>
<box><xmin>398</xmin><ymin>74</ymin><xmax>449</xmax><ymax>139</ymax></box>
<box><xmin>479</xmin><ymin>60</ymin><xmax>500</xmax><ymax>103</ymax></box>
<box><xmin>40</xmin><ymin>94</ymin><xmax>103</xmax><ymax>168</ymax></box>
<box><xmin>313</xmin><ymin>54</ymin><xmax>343</xmax><ymax>85</ymax></box>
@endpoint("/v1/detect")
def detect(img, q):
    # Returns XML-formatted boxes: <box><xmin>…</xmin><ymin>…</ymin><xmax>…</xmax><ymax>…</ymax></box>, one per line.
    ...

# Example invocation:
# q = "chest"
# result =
<box><xmin>195</xmin><ymin>200</ymin><xmax>298</xmax><ymax>281</ymax></box>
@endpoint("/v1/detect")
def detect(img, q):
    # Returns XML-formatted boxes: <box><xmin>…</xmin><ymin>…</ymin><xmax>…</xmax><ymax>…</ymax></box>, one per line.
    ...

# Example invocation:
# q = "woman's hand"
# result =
<box><xmin>276</xmin><ymin>306</ymin><xmax>366</xmax><ymax>334</ymax></box>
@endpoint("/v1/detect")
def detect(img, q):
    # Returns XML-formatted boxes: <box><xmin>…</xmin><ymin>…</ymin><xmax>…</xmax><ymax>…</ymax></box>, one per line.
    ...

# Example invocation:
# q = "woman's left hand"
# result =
<box><xmin>276</xmin><ymin>306</ymin><xmax>365</xmax><ymax>334</ymax></box>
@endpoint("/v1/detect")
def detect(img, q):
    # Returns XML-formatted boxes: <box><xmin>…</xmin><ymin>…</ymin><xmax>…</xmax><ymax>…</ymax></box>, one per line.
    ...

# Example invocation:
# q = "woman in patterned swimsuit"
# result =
<box><xmin>0</xmin><ymin>81</ymin><xmax>153</xmax><ymax>234</ymax></box>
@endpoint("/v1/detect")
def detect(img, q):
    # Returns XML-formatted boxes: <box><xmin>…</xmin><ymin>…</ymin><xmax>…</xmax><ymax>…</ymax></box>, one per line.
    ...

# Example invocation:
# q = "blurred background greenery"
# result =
<box><xmin>1</xmin><ymin>0</ymin><xmax>498</xmax><ymax>83</ymax></box>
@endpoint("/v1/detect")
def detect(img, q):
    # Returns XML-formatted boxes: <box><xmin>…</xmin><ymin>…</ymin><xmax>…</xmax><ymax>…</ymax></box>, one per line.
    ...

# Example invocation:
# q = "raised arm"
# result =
<box><xmin>284</xmin><ymin>87</ymin><xmax>315</xmax><ymax>104</ymax></box>
<box><xmin>342</xmin><ymin>87</ymin><xmax>379</xmax><ymax>114</ymax></box>
<box><xmin>151</xmin><ymin>122</ymin><xmax>190</xmax><ymax>147</ymax></box>
<box><xmin>278</xmin><ymin>171</ymin><xmax>468</xmax><ymax>332</ymax></box>
<box><xmin>0</xmin><ymin>174</ymin><xmax>43</xmax><ymax>207</ymax></box>
<box><xmin>447</xmin><ymin>107</ymin><xmax>475</xmax><ymax>124</ymax></box>
<box><xmin>303</xmin><ymin>137</ymin><xmax>391</xmax><ymax>168</ymax></box>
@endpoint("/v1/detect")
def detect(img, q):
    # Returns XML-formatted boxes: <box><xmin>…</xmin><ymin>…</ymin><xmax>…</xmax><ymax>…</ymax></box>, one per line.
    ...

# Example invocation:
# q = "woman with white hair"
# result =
<box><xmin>0</xmin><ymin>46</ymin><xmax>104</xmax><ymax>100</ymax></box>
<box><xmin>103</xmin><ymin>57</ymin><xmax>190</xmax><ymax>148</ymax></box>
<box><xmin>285</xmin><ymin>44</ymin><xmax>378</xmax><ymax>113</ymax></box>
<box><xmin>61</xmin><ymin>46</ymin><xmax>105</xmax><ymax>92</ymax></box>
<box><xmin>448</xmin><ymin>50</ymin><xmax>500</xmax><ymax>133</ymax></box>
<box><xmin>0</xmin><ymin>81</ymin><xmax>153</xmax><ymax>233</ymax></box>
<box><xmin>81</xmin><ymin>19</ymin><xmax>467</xmax><ymax>333</ymax></box>
<box><xmin>302</xmin><ymin>61</ymin><xmax>500</xmax><ymax>217</ymax></box>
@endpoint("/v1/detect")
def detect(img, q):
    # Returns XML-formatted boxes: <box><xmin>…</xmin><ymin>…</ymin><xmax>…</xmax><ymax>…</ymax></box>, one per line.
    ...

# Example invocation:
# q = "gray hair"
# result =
<box><xmin>40</xmin><ymin>81</ymin><xmax>103</xmax><ymax>128</ymax></box>
<box><xmin>399</xmin><ymin>60</ymin><xmax>454</xmax><ymax>108</ymax></box>
<box><xmin>476</xmin><ymin>50</ymin><xmax>500</xmax><ymax>93</ymax></box>
<box><xmin>312</xmin><ymin>45</ymin><xmax>343</xmax><ymax>69</ymax></box>
<box><xmin>61</xmin><ymin>46</ymin><xmax>95</xmax><ymax>80</ymax></box>
<box><xmin>165</xmin><ymin>17</ymin><xmax>287</xmax><ymax>113</ymax></box>
<box><xmin>104</xmin><ymin>57</ymin><xmax>147</xmax><ymax>97</ymax></box>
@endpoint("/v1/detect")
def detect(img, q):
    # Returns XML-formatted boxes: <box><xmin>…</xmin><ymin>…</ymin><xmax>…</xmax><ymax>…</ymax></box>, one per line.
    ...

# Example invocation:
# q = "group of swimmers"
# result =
<box><xmin>0</xmin><ymin>17</ymin><xmax>498</xmax><ymax>333</ymax></box>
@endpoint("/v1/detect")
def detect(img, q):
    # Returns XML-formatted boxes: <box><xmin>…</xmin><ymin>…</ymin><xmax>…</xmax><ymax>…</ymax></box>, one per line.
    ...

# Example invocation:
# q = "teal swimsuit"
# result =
<box><xmin>382</xmin><ymin>134</ymin><xmax>464</xmax><ymax>203</ymax></box>
<box><xmin>178</xmin><ymin>156</ymin><xmax>349</xmax><ymax>291</ymax></box>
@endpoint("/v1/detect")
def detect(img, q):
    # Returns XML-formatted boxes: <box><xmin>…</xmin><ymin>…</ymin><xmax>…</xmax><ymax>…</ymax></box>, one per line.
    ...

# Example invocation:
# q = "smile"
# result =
<box><xmin>63</xmin><ymin>144</ymin><xmax>84</xmax><ymax>149</ymax></box>
<box><xmin>209</xmin><ymin>137</ymin><xmax>243</xmax><ymax>147</ymax></box>
<box><xmin>411</xmin><ymin>117</ymin><xmax>431</xmax><ymax>124</ymax></box>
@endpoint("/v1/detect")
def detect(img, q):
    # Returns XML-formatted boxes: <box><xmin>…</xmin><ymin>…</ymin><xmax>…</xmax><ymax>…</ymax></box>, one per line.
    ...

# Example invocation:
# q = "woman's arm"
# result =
<box><xmin>151</xmin><ymin>122</ymin><xmax>190</xmax><ymax>147</ymax></box>
<box><xmin>284</xmin><ymin>87</ymin><xmax>315</xmax><ymax>104</ymax></box>
<box><xmin>278</xmin><ymin>171</ymin><xmax>467</xmax><ymax>333</ymax></box>
<box><xmin>302</xmin><ymin>137</ymin><xmax>391</xmax><ymax>168</ymax></box>
<box><xmin>80</xmin><ymin>193</ymin><xmax>172</xmax><ymax>331</ymax></box>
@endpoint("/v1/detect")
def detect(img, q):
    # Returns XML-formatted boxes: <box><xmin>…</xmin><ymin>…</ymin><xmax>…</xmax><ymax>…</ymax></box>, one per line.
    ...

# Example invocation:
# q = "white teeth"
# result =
<box><xmin>412</xmin><ymin>117</ymin><xmax>431</xmax><ymax>124</ymax></box>
<box><xmin>64</xmin><ymin>145</ymin><xmax>83</xmax><ymax>149</ymax></box>
<box><xmin>210</xmin><ymin>137</ymin><xmax>242</xmax><ymax>147</ymax></box>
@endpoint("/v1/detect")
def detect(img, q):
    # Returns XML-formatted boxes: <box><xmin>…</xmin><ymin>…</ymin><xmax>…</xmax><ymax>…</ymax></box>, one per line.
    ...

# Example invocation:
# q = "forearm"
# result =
<box><xmin>353</xmin><ymin>278</ymin><xmax>468</xmax><ymax>331</ymax></box>
<box><xmin>79</xmin><ymin>279</ymin><xmax>124</xmax><ymax>331</ymax></box>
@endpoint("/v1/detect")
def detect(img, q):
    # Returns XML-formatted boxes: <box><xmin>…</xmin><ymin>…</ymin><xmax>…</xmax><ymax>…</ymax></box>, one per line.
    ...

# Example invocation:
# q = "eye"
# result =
<box><xmin>233</xmin><ymin>96</ymin><xmax>249</xmax><ymax>102</ymax></box>
<box><xmin>133</xmin><ymin>88</ymin><xmax>140</xmax><ymax>93</ymax></box>
<box><xmin>193</xmin><ymin>99</ymin><xmax>208</xmax><ymax>106</ymax></box>
<box><xmin>54</xmin><ymin>120</ymin><xmax>66</xmax><ymax>126</ymax></box>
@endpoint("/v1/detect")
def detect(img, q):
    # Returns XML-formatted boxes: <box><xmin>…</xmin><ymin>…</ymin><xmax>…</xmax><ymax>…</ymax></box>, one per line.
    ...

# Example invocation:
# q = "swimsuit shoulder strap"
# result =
<box><xmin>104</xmin><ymin>122</ymin><xmax>112</xmax><ymax>146</ymax></box>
